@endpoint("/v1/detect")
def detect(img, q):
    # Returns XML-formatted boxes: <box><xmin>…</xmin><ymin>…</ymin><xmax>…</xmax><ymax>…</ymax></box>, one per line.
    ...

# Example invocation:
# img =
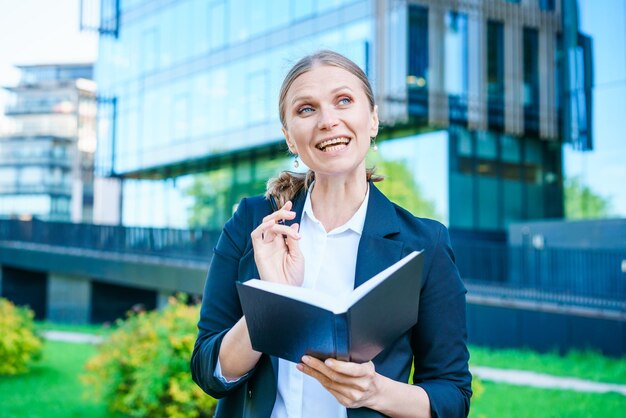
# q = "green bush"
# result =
<box><xmin>0</xmin><ymin>297</ymin><xmax>43</xmax><ymax>375</ymax></box>
<box><xmin>82</xmin><ymin>296</ymin><xmax>216</xmax><ymax>418</ymax></box>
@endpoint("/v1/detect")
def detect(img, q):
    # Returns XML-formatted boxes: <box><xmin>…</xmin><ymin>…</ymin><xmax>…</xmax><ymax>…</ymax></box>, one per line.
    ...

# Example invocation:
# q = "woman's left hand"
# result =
<box><xmin>297</xmin><ymin>356</ymin><xmax>382</xmax><ymax>409</ymax></box>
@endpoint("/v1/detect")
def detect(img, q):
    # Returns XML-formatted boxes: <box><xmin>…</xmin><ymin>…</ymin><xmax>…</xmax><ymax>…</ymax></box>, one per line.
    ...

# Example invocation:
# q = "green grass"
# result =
<box><xmin>0</xmin><ymin>340</ymin><xmax>116</xmax><ymax>418</ymax></box>
<box><xmin>2</xmin><ymin>327</ymin><xmax>625</xmax><ymax>418</ymax></box>
<box><xmin>470</xmin><ymin>381</ymin><xmax>626</xmax><ymax>418</ymax></box>
<box><xmin>469</xmin><ymin>345</ymin><xmax>626</xmax><ymax>385</ymax></box>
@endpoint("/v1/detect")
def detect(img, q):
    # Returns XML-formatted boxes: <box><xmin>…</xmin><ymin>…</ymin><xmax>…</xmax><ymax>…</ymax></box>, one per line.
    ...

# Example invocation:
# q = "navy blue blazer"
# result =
<box><xmin>191</xmin><ymin>183</ymin><xmax>472</xmax><ymax>417</ymax></box>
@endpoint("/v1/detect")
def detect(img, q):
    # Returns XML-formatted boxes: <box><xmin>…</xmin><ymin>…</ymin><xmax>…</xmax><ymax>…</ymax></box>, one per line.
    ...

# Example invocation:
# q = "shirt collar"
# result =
<box><xmin>302</xmin><ymin>182</ymin><xmax>369</xmax><ymax>235</ymax></box>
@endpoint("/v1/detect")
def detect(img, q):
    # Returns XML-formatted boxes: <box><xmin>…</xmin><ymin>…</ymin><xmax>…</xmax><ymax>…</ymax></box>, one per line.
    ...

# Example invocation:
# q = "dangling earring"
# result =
<box><xmin>293</xmin><ymin>155</ymin><xmax>300</xmax><ymax>169</ymax></box>
<box><xmin>371</xmin><ymin>137</ymin><xmax>378</xmax><ymax>152</ymax></box>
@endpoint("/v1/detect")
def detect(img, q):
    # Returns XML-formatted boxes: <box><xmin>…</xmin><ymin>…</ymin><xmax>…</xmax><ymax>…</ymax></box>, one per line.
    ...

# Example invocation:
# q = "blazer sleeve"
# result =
<box><xmin>191</xmin><ymin>197</ymin><xmax>257</xmax><ymax>398</ymax></box>
<box><xmin>411</xmin><ymin>223</ymin><xmax>472</xmax><ymax>417</ymax></box>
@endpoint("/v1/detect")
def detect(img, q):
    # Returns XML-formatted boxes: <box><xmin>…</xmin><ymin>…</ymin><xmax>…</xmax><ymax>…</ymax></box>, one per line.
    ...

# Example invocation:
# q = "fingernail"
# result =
<box><xmin>325</xmin><ymin>359</ymin><xmax>333</xmax><ymax>366</ymax></box>
<box><xmin>296</xmin><ymin>364</ymin><xmax>304</xmax><ymax>371</ymax></box>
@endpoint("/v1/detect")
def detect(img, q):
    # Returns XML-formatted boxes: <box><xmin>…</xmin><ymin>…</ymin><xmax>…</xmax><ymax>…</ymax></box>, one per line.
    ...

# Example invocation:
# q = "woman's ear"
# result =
<box><xmin>370</xmin><ymin>105</ymin><xmax>380</xmax><ymax>137</ymax></box>
<box><xmin>282</xmin><ymin>127</ymin><xmax>298</xmax><ymax>154</ymax></box>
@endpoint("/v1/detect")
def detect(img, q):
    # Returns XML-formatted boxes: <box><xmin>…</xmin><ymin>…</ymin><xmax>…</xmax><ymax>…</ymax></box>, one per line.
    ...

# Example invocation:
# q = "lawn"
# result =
<box><xmin>1</xmin><ymin>328</ymin><xmax>625</xmax><ymax>418</ymax></box>
<box><xmin>0</xmin><ymin>340</ymin><xmax>115</xmax><ymax>418</ymax></box>
<box><xmin>470</xmin><ymin>381</ymin><xmax>626</xmax><ymax>418</ymax></box>
<box><xmin>469</xmin><ymin>345</ymin><xmax>626</xmax><ymax>385</ymax></box>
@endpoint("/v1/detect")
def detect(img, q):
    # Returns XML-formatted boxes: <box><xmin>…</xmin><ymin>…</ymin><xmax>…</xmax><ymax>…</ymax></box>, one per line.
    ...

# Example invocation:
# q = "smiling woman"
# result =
<box><xmin>191</xmin><ymin>50</ymin><xmax>472</xmax><ymax>418</ymax></box>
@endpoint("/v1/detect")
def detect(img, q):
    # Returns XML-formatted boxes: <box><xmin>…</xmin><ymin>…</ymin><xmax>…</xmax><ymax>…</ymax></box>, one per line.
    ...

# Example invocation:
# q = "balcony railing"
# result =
<box><xmin>0</xmin><ymin>219</ymin><xmax>219</xmax><ymax>262</ymax></box>
<box><xmin>0</xmin><ymin>155</ymin><xmax>72</xmax><ymax>169</ymax></box>
<box><xmin>0</xmin><ymin>183</ymin><xmax>72</xmax><ymax>195</ymax></box>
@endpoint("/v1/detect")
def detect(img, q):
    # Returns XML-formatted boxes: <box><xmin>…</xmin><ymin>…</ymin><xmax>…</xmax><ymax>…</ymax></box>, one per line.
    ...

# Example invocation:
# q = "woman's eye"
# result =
<box><xmin>297</xmin><ymin>106</ymin><xmax>314</xmax><ymax>114</ymax></box>
<box><xmin>338</xmin><ymin>97</ymin><xmax>352</xmax><ymax>105</ymax></box>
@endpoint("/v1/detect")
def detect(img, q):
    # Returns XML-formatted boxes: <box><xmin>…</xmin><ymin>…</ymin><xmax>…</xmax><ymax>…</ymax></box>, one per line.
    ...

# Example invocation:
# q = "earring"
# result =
<box><xmin>293</xmin><ymin>155</ymin><xmax>300</xmax><ymax>169</ymax></box>
<box><xmin>371</xmin><ymin>137</ymin><xmax>378</xmax><ymax>152</ymax></box>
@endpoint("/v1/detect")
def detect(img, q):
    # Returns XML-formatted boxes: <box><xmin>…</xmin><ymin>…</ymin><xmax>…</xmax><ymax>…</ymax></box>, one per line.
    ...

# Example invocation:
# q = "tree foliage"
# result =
<box><xmin>564</xmin><ymin>176</ymin><xmax>612</xmax><ymax>219</ymax></box>
<box><xmin>0</xmin><ymin>298</ymin><xmax>43</xmax><ymax>375</ymax></box>
<box><xmin>82</xmin><ymin>296</ymin><xmax>216</xmax><ymax>418</ymax></box>
<box><xmin>368</xmin><ymin>154</ymin><xmax>442</xmax><ymax>221</ymax></box>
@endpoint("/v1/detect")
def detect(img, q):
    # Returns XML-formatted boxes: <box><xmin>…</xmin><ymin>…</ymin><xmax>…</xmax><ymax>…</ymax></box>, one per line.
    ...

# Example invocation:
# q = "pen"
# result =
<box><xmin>269</xmin><ymin>194</ymin><xmax>286</xmax><ymax>226</ymax></box>
<box><xmin>269</xmin><ymin>194</ymin><xmax>289</xmax><ymax>241</ymax></box>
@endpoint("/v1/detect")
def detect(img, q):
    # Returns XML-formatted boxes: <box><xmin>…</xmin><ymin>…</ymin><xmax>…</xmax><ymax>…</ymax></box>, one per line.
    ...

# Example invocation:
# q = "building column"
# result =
<box><xmin>157</xmin><ymin>291</ymin><xmax>172</xmax><ymax>310</ymax></box>
<box><xmin>375</xmin><ymin>0</ymin><xmax>408</xmax><ymax>123</ymax></box>
<box><xmin>428</xmin><ymin>3</ymin><xmax>449</xmax><ymax>127</ymax></box>
<box><xmin>93</xmin><ymin>177</ymin><xmax>122</xmax><ymax>225</ymax></box>
<box><xmin>47</xmin><ymin>273</ymin><xmax>91</xmax><ymax>324</ymax></box>
<box><xmin>539</xmin><ymin>25</ymin><xmax>559</xmax><ymax>139</ymax></box>
<box><xmin>467</xmin><ymin>8</ymin><xmax>487</xmax><ymax>131</ymax></box>
<box><xmin>505</xmin><ymin>20</ymin><xmax>524</xmax><ymax>135</ymax></box>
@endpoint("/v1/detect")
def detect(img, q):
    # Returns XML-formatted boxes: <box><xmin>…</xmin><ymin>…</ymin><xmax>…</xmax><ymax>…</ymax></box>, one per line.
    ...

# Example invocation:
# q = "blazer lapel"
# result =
<box><xmin>285</xmin><ymin>187</ymin><xmax>306</xmax><ymax>227</ymax></box>
<box><xmin>354</xmin><ymin>183</ymin><xmax>405</xmax><ymax>288</ymax></box>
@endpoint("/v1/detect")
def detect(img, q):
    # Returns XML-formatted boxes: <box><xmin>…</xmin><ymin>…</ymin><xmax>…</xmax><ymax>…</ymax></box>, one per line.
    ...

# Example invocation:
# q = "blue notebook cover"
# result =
<box><xmin>236</xmin><ymin>250</ymin><xmax>424</xmax><ymax>363</ymax></box>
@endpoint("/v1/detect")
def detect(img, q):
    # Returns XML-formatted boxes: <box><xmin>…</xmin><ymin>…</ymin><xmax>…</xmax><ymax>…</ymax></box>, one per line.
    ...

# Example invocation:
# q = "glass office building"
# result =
<box><xmin>0</xmin><ymin>64</ymin><xmax>97</xmax><ymax>221</ymax></box>
<box><xmin>89</xmin><ymin>0</ymin><xmax>587</xmax><ymax>232</ymax></box>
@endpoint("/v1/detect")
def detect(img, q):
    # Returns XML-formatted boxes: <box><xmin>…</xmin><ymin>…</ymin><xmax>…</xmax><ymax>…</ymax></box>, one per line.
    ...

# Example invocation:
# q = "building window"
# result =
<box><xmin>408</xmin><ymin>5</ymin><xmax>429</xmax><ymax>118</ymax></box>
<box><xmin>445</xmin><ymin>11</ymin><xmax>469</xmax><ymax>124</ymax></box>
<box><xmin>247</xmin><ymin>70</ymin><xmax>269</xmax><ymax>124</ymax></box>
<box><xmin>487</xmin><ymin>20</ymin><xmax>505</xmax><ymax>129</ymax></box>
<box><xmin>208</xmin><ymin>1</ymin><xmax>227</xmax><ymax>50</ymax></box>
<box><xmin>539</xmin><ymin>0</ymin><xmax>556</xmax><ymax>11</ymax></box>
<box><xmin>523</xmin><ymin>27</ymin><xmax>540</xmax><ymax>134</ymax></box>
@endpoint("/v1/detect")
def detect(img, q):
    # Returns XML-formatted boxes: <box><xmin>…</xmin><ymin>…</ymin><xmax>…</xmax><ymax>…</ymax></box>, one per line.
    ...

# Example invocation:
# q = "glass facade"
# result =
<box><xmin>449</xmin><ymin>127</ymin><xmax>562</xmax><ymax>230</ymax></box>
<box><xmin>96</xmin><ymin>0</ymin><xmax>370</xmax><ymax>176</ymax></box>
<box><xmin>93</xmin><ymin>0</ymin><xmax>569</xmax><ymax>231</ymax></box>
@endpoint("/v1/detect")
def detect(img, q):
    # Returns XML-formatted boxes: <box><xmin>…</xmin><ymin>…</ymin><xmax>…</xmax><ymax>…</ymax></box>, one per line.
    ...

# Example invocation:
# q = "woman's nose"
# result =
<box><xmin>316</xmin><ymin>106</ymin><xmax>339</xmax><ymax>130</ymax></box>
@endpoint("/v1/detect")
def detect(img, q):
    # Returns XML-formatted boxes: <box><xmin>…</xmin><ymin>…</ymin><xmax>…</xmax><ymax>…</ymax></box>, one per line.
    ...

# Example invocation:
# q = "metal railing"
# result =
<box><xmin>454</xmin><ymin>242</ymin><xmax>626</xmax><ymax>309</ymax></box>
<box><xmin>0</xmin><ymin>219</ymin><xmax>219</xmax><ymax>262</ymax></box>
<box><xmin>2</xmin><ymin>218</ymin><xmax>624</xmax><ymax>310</ymax></box>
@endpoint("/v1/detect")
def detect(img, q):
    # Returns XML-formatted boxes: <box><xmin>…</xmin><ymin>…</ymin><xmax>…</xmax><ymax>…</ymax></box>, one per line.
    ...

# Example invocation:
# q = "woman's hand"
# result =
<box><xmin>298</xmin><ymin>356</ymin><xmax>431</xmax><ymax>417</ymax></box>
<box><xmin>297</xmin><ymin>356</ymin><xmax>382</xmax><ymax>409</ymax></box>
<box><xmin>251</xmin><ymin>200</ymin><xmax>304</xmax><ymax>286</ymax></box>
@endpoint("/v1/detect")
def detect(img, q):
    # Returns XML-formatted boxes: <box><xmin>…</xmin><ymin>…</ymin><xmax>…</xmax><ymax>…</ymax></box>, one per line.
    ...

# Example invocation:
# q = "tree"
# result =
<box><xmin>186</xmin><ymin>158</ymin><xmax>290</xmax><ymax>229</ymax></box>
<box><xmin>564</xmin><ymin>176</ymin><xmax>612</xmax><ymax>219</ymax></box>
<box><xmin>368</xmin><ymin>154</ymin><xmax>442</xmax><ymax>221</ymax></box>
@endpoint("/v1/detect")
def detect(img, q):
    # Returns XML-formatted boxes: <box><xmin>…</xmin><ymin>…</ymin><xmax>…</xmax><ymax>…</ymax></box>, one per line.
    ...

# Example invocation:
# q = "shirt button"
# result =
<box><xmin>248</xmin><ymin>389</ymin><xmax>253</xmax><ymax>399</ymax></box>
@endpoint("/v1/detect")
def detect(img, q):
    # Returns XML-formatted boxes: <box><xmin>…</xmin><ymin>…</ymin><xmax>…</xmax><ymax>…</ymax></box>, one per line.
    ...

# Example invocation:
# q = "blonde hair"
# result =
<box><xmin>266</xmin><ymin>51</ymin><xmax>382</xmax><ymax>206</ymax></box>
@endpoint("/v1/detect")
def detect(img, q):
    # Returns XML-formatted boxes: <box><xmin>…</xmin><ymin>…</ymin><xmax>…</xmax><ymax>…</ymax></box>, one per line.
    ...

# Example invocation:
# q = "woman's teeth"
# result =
<box><xmin>317</xmin><ymin>137</ymin><xmax>350</xmax><ymax>151</ymax></box>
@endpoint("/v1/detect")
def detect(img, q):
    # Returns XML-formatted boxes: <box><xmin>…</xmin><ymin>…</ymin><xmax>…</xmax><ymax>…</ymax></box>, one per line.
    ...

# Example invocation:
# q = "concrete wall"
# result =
<box><xmin>509</xmin><ymin>219</ymin><xmax>626</xmax><ymax>249</ymax></box>
<box><xmin>467</xmin><ymin>299</ymin><xmax>626</xmax><ymax>357</ymax></box>
<box><xmin>47</xmin><ymin>273</ymin><xmax>91</xmax><ymax>324</ymax></box>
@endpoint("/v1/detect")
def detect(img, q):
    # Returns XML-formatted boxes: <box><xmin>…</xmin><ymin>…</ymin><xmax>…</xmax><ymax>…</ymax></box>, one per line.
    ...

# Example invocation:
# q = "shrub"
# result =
<box><xmin>82</xmin><ymin>295</ymin><xmax>216</xmax><ymax>418</ymax></box>
<box><xmin>0</xmin><ymin>297</ymin><xmax>43</xmax><ymax>375</ymax></box>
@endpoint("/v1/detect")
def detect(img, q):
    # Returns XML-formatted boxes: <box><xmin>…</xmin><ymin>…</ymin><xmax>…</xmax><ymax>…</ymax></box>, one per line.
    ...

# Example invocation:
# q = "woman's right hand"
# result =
<box><xmin>251</xmin><ymin>201</ymin><xmax>304</xmax><ymax>286</ymax></box>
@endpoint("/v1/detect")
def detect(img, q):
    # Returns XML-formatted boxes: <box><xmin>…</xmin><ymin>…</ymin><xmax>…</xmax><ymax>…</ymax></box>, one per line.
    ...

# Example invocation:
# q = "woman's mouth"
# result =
<box><xmin>316</xmin><ymin>137</ymin><xmax>351</xmax><ymax>152</ymax></box>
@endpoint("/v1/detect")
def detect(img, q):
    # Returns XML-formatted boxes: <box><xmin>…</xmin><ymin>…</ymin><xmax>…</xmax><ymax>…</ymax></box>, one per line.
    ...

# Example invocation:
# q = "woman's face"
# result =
<box><xmin>282</xmin><ymin>64</ymin><xmax>379</xmax><ymax>179</ymax></box>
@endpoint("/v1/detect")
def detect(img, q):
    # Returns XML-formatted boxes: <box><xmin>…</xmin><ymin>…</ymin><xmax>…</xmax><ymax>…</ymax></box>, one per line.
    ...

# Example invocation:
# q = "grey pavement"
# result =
<box><xmin>42</xmin><ymin>330</ymin><xmax>626</xmax><ymax>396</ymax></box>
<box><xmin>42</xmin><ymin>330</ymin><xmax>103</xmax><ymax>344</ymax></box>
<box><xmin>472</xmin><ymin>366</ymin><xmax>626</xmax><ymax>396</ymax></box>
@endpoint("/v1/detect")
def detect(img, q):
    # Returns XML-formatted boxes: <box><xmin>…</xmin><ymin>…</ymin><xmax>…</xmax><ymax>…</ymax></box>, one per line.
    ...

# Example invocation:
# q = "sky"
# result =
<box><xmin>0</xmin><ymin>0</ymin><xmax>624</xmax><ymax>216</ymax></box>
<box><xmin>565</xmin><ymin>0</ymin><xmax>626</xmax><ymax>216</ymax></box>
<box><xmin>0</xmin><ymin>0</ymin><xmax>97</xmax><ymax>110</ymax></box>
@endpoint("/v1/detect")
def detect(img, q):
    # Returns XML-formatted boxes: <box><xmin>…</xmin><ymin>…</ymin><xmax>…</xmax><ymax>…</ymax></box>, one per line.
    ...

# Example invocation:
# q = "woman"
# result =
<box><xmin>191</xmin><ymin>50</ymin><xmax>472</xmax><ymax>418</ymax></box>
